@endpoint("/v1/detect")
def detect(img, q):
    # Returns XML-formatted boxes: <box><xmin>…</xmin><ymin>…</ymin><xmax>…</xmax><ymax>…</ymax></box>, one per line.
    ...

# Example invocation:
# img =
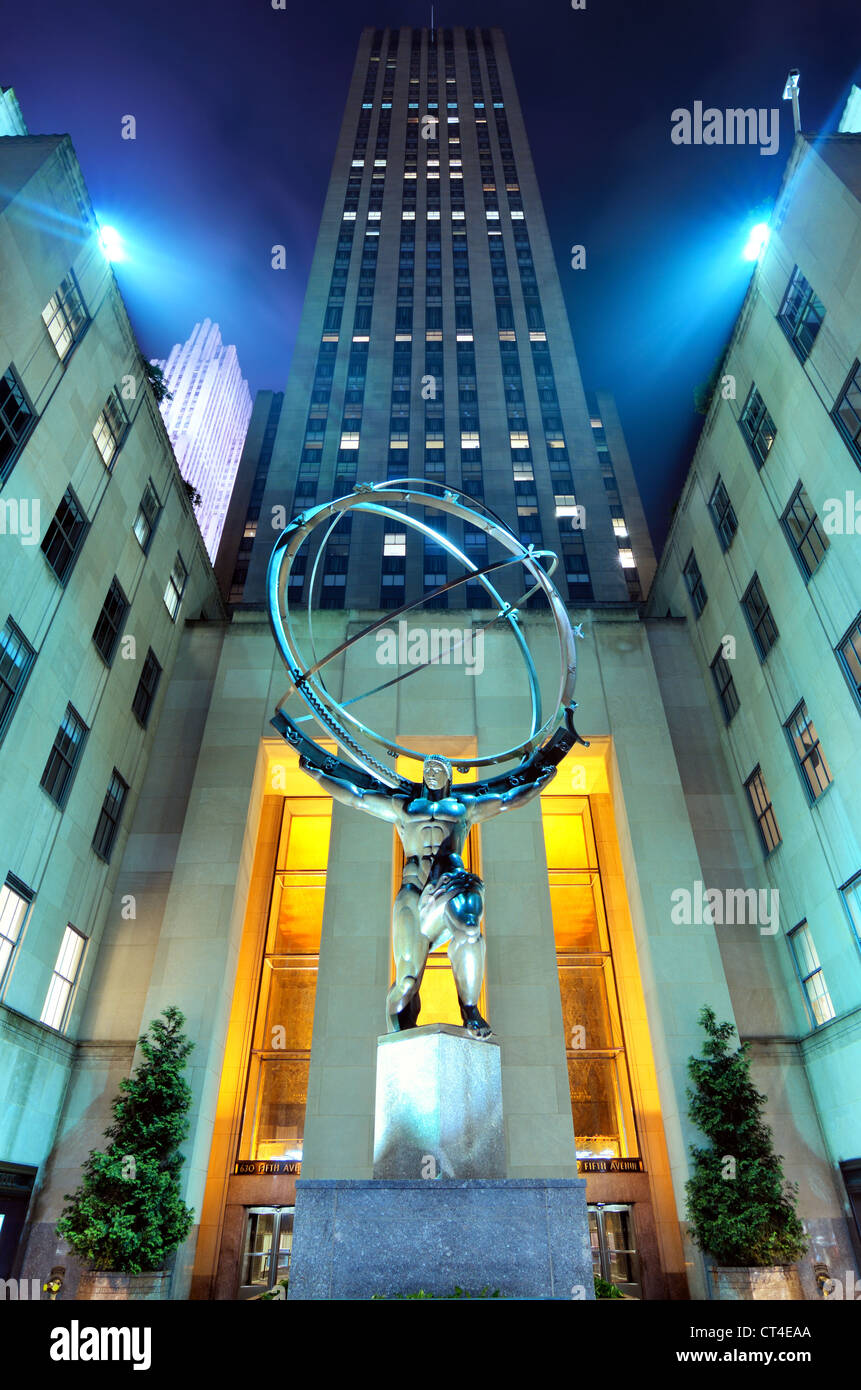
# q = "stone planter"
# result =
<box><xmin>711</xmin><ymin>1265</ymin><xmax>804</xmax><ymax>1300</ymax></box>
<box><xmin>77</xmin><ymin>1271</ymin><xmax>169</xmax><ymax>1301</ymax></box>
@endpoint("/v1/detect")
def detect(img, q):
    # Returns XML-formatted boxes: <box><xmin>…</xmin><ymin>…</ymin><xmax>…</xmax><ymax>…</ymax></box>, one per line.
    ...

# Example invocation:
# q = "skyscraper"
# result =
<box><xmin>243</xmin><ymin>25</ymin><xmax>654</xmax><ymax>609</ymax></box>
<box><xmin>153</xmin><ymin>319</ymin><xmax>252</xmax><ymax>560</ymax></box>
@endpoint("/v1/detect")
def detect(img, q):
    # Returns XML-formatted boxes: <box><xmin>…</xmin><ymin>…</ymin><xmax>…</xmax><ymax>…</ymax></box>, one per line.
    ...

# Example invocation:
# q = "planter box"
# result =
<box><xmin>77</xmin><ymin>1271</ymin><xmax>169</xmax><ymax>1301</ymax></box>
<box><xmin>711</xmin><ymin>1266</ymin><xmax>804</xmax><ymax>1301</ymax></box>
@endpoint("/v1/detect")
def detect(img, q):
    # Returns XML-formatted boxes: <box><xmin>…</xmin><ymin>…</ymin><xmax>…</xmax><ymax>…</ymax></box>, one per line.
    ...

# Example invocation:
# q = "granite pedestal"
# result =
<box><xmin>287</xmin><ymin>1178</ymin><xmax>595</xmax><ymax>1299</ymax></box>
<box><xmin>373</xmin><ymin>1023</ymin><xmax>504</xmax><ymax>1179</ymax></box>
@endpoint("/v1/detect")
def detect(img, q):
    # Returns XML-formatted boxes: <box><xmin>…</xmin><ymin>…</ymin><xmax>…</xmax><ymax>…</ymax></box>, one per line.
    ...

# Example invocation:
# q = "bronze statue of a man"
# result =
<box><xmin>300</xmin><ymin>752</ymin><xmax>556</xmax><ymax>1038</ymax></box>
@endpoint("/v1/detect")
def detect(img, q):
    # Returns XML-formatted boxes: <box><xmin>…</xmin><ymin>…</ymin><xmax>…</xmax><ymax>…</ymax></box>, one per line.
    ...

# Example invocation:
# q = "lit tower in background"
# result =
<box><xmin>153</xmin><ymin>319</ymin><xmax>252</xmax><ymax>559</ymax></box>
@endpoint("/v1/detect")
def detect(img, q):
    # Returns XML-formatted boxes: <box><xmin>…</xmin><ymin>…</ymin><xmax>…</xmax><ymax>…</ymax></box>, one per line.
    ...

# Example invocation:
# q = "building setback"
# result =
<box><xmin>153</xmin><ymin>320</ymin><xmax>252</xmax><ymax>562</ymax></box>
<box><xmin>0</xmin><ymin>133</ymin><xmax>223</xmax><ymax>1276</ymax></box>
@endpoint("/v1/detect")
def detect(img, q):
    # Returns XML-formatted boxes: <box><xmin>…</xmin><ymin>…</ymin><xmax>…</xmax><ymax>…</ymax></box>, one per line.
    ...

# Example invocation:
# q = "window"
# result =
<box><xmin>92</xmin><ymin>578</ymin><xmax>128</xmax><ymax>664</ymax></box>
<box><xmin>0</xmin><ymin>618</ymin><xmax>35</xmax><ymax>741</ymax></box>
<box><xmin>40</xmin><ymin>925</ymin><xmax>86</xmax><ymax>1032</ymax></box>
<box><xmin>92</xmin><ymin>770</ymin><xmax>129</xmax><ymax>862</ymax></box>
<box><xmin>710</xmin><ymin>648</ymin><xmax>739</xmax><ymax>722</ymax></box>
<box><xmin>41</xmin><ymin>487</ymin><xmax>88</xmax><ymax>584</ymax></box>
<box><xmin>744</xmin><ymin>765</ymin><xmax>781</xmax><ymax>854</ymax></box>
<box><xmin>833</xmin><ymin>360</ymin><xmax>861</xmax><ymax>466</ymax></box>
<box><xmin>836</xmin><ymin>614</ymin><xmax>861</xmax><ymax>710</ymax></box>
<box><xmin>0</xmin><ymin>875</ymin><xmax>32</xmax><ymax>991</ymax></box>
<box><xmin>164</xmin><ymin>553</ymin><xmax>188</xmax><ymax>621</ymax></box>
<box><xmin>132</xmin><ymin>648</ymin><xmax>162</xmax><ymax>727</ymax></box>
<box><xmin>40</xmin><ymin>705</ymin><xmax>88</xmax><ymax>808</ymax></box>
<box><xmin>92</xmin><ymin>390</ymin><xmax>127</xmax><ymax>468</ymax></box>
<box><xmin>41</xmin><ymin>273</ymin><xmax>88</xmax><ymax>361</ymax></box>
<box><xmin>841</xmin><ymin>871</ymin><xmax>861</xmax><ymax>951</ymax></box>
<box><xmin>742</xmin><ymin>575</ymin><xmax>779</xmax><ymax>660</ymax></box>
<box><xmin>133</xmin><ymin>481</ymin><xmax>161</xmax><ymax>553</ymax></box>
<box><xmin>784</xmin><ymin>701</ymin><xmax>832</xmax><ymax>802</ymax></box>
<box><xmin>778</xmin><ymin>265</ymin><xmax>825</xmax><ymax>362</ymax></box>
<box><xmin>0</xmin><ymin>366</ymin><xmax>35</xmax><ymax>485</ymax></box>
<box><xmin>781</xmin><ymin>482</ymin><xmax>828</xmax><ymax>579</ymax></box>
<box><xmin>787</xmin><ymin>921</ymin><xmax>835</xmax><ymax>1026</ymax></box>
<box><xmin>683</xmin><ymin>550</ymin><xmax>707</xmax><ymax>617</ymax></box>
<box><xmin>383</xmin><ymin>532</ymin><xmax>406</xmax><ymax>556</ymax></box>
<box><xmin>739</xmin><ymin>385</ymin><xmax>777</xmax><ymax>466</ymax></box>
<box><xmin>708</xmin><ymin>477</ymin><xmax>738</xmax><ymax>549</ymax></box>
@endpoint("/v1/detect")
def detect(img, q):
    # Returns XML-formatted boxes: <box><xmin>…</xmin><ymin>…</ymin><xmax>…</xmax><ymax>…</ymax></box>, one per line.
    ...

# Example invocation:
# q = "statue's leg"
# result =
<box><xmin>448</xmin><ymin>919</ymin><xmax>493</xmax><ymax>1039</ymax></box>
<box><xmin>386</xmin><ymin>885</ymin><xmax>429</xmax><ymax>1033</ymax></box>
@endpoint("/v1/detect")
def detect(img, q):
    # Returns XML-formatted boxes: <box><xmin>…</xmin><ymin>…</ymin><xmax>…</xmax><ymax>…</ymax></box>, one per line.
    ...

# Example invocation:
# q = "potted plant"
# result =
<box><xmin>56</xmin><ymin>1006</ymin><xmax>195</xmax><ymax>1300</ymax></box>
<box><xmin>685</xmin><ymin>1007</ymin><xmax>807</xmax><ymax>1299</ymax></box>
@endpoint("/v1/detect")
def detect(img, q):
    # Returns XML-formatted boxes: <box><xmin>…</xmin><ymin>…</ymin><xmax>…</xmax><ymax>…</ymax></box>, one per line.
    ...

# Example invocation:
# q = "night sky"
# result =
<box><xmin>4</xmin><ymin>0</ymin><xmax>859</xmax><ymax>550</ymax></box>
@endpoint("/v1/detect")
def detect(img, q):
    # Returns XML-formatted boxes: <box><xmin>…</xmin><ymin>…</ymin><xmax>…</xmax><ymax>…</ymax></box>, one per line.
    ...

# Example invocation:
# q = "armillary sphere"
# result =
<box><xmin>267</xmin><ymin>479</ymin><xmax>580</xmax><ymax>791</ymax></box>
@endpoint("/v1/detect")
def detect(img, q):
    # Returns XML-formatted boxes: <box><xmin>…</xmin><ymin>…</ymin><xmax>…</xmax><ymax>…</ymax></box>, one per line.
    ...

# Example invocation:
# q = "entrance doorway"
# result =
<box><xmin>239</xmin><ymin>1206</ymin><xmax>294</xmax><ymax>1299</ymax></box>
<box><xmin>0</xmin><ymin>1165</ymin><xmax>36</xmax><ymax>1278</ymax></box>
<box><xmin>589</xmin><ymin>1203</ymin><xmax>642</xmax><ymax>1298</ymax></box>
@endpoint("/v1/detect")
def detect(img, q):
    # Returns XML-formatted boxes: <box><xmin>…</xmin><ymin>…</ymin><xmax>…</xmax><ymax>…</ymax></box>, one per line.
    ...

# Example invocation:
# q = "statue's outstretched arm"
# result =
<box><xmin>470</xmin><ymin>764</ymin><xmax>557</xmax><ymax>821</ymax></box>
<box><xmin>299</xmin><ymin>757</ymin><xmax>406</xmax><ymax>823</ymax></box>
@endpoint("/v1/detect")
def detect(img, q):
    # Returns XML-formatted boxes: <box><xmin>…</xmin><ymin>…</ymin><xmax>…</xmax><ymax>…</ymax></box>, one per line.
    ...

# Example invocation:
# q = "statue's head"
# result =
<box><xmin>423</xmin><ymin>754</ymin><xmax>452</xmax><ymax>794</ymax></box>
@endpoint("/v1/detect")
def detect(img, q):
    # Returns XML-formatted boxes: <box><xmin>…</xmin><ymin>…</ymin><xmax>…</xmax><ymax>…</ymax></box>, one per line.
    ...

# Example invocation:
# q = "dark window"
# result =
<box><xmin>92</xmin><ymin>578</ymin><xmax>129</xmax><ymax>664</ymax></box>
<box><xmin>833</xmin><ymin>360</ymin><xmax>861</xmax><ymax>466</ymax></box>
<box><xmin>683</xmin><ymin>550</ymin><xmax>707</xmax><ymax>617</ymax></box>
<box><xmin>744</xmin><ymin>765</ymin><xmax>781</xmax><ymax>854</ymax></box>
<box><xmin>0</xmin><ymin>618</ymin><xmax>35</xmax><ymax>741</ymax></box>
<box><xmin>132</xmin><ymin>648</ymin><xmax>162</xmax><ymax>727</ymax></box>
<box><xmin>784</xmin><ymin>701</ymin><xmax>833</xmax><ymax>802</ymax></box>
<box><xmin>778</xmin><ymin>265</ymin><xmax>825</xmax><ymax>362</ymax></box>
<box><xmin>710</xmin><ymin>648</ymin><xmax>739</xmax><ymax>722</ymax></box>
<box><xmin>41</xmin><ymin>487</ymin><xmax>88</xmax><ymax>584</ymax></box>
<box><xmin>0</xmin><ymin>366</ymin><xmax>35</xmax><ymax>485</ymax></box>
<box><xmin>739</xmin><ymin>385</ymin><xmax>777</xmax><ymax>466</ymax></box>
<box><xmin>133</xmin><ymin>481</ymin><xmax>161</xmax><ymax>553</ymax></box>
<box><xmin>92</xmin><ymin>770</ymin><xmax>129</xmax><ymax>862</ymax></box>
<box><xmin>164</xmin><ymin>553</ymin><xmax>188</xmax><ymax>621</ymax></box>
<box><xmin>708</xmin><ymin>477</ymin><xmax>738</xmax><ymax>550</ymax></box>
<box><xmin>40</xmin><ymin>704</ymin><xmax>88</xmax><ymax>807</ymax></box>
<box><xmin>836</xmin><ymin>613</ymin><xmax>861</xmax><ymax>711</ymax></box>
<box><xmin>781</xmin><ymin>483</ymin><xmax>828</xmax><ymax>580</ymax></box>
<box><xmin>742</xmin><ymin>575</ymin><xmax>779</xmax><ymax>660</ymax></box>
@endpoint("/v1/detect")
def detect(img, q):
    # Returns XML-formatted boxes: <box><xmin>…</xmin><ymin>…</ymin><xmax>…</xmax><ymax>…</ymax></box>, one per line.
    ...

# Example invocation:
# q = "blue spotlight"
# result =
<box><xmin>98</xmin><ymin>224</ymin><xmax>125</xmax><ymax>262</ymax></box>
<box><xmin>743</xmin><ymin>222</ymin><xmax>770</xmax><ymax>262</ymax></box>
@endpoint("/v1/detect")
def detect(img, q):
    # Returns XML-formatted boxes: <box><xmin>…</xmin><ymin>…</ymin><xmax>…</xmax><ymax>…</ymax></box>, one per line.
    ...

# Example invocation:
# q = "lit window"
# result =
<box><xmin>739</xmin><ymin>385</ymin><xmax>777</xmax><ymax>466</ymax></box>
<box><xmin>836</xmin><ymin>613</ymin><xmax>861</xmax><ymax>710</ymax></box>
<box><xmin>384</xmin><ymin>532</ymin><xmax>406</xmax><ymax>557</ymax></box>
<box><xmin>164</xmin><ymin>553</ymin><xmax>188</xmax><ymax>621</ymax></box>
<box><xmin>0</xmin><ymin>875</ymin><xmax>32</xmax><ymax>990</ymax></box>
<box><xmin>339</xmin><ymin>432</ymin><xmax>360</xmax><ymax>450</ymax></box>
<box><xmin>787</xmin><ymin>921</ymin><xmax>835</xmax><ymax>1026</ymax></box>
<box><xmin>833</xmin><ymin>360</ymin><xmax>861</xmax><ymax>465</ymax></box>
<box><xmin>133</xmin><ymin>481</ymin><xmax>160</xmax><ymax>553</ymax></box>
<box><xmin>841</xmin><ymin>871</ymin><xmax>861</xmax><ymax>950</ymax></box>
<box><xmin>41</xmin><ymin>273</ymin><xmax>88</xmax><ymax>361</ymax></box>
<box><xmin>461</xmin><ymin>432</ymin><xmax>480</xmax><ymax>448</ymax></box>
<box><xmin>744</xmin><ymin>765</ymin><xmax>781</xmax><ymax>854</ymax></box>
<box><xmin>554</xmin><ymin>495</ymin><xmax>578</xmax><ymax>517</ymax></box>
<box><xmin>92</xmin><ymin>390</ymin><xmax>127</xmax><ymax>468</ymax></box>
<box><xmin>40</xmin><ymin>925</ymin><xmax>86</xmax><ymax>1032</ymax></box>
<box><xmin>784</xmin><ymin>701</ymin><xmax>832</xmax><ymax>802</ymax></box>
<box><xmin>509</xmin><ymin>431</ymin><xmax>529</xmax><ymax>448</ymax></box>
<box><xmin>612</xmin><ymin>518</ymin><xmax>628</xmax><ymax>538</ymax></box>
<box><xmin>618</xmin><ymin>548</ymin><xmax>636</xmax><ymax>569</ymax></box>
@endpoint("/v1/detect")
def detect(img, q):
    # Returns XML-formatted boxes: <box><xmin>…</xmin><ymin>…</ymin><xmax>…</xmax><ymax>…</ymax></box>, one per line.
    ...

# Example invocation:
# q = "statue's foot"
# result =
<box><xmin>386</xmin><ymin>977</ymin><xmax>420</xmax><ymax>1032</ymax></box>
<box><xmin>460</xmin><ymin>1004</ymin><xmax>494</xmax><ymax>1039</ymax></box>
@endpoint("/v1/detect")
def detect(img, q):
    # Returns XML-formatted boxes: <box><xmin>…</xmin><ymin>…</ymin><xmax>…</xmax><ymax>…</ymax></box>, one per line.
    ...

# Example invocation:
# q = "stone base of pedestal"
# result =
<box><xmin>287</xmin><ymin>1178</ymin><xmax>595</xmax><ymax>1300</ymax></box>
<box><xmin>373</xmin><ymin>1022</ymin><xmax>504</xmax><ymax>1179</ymax></box>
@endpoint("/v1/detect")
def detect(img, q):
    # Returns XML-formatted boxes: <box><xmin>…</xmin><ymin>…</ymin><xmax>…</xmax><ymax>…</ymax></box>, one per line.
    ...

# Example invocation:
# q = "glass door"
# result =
<box><xmin>588</xmin><ymin>1203</ymin><xmax>641</xmax><ymax>1299</ymax></box>
<box><xmin>239</xmin><ymin>1206</ymin><xmax>294</xmax><ymax>1299</ymax></box>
